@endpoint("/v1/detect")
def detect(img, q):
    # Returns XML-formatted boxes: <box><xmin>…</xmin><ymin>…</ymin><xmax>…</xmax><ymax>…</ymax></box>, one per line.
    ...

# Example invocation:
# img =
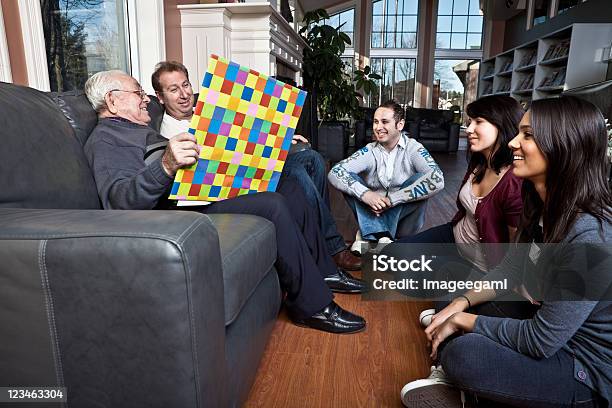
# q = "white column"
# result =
<box><xmin>232</xmin><ymin>12</ymin><xmax>272</xmax><ymax>74</ymax></box>
<box><xmin>179</xmin><ymin>7</ymin><xmax>233</xmax><ymax>87</ymax></box>
<box><xmin>128</xmin><ymin>0</ymin><xmax>166</xmax><ymax>93</ymax></box>
<box><xmin>0</xmin><ymin>2</ymin><xmax>12</xmax><ymax>82</ymax></box>
<box><xmin>17</xmin><ymin>0</ymin><xmax>50</xmax><ymax>90</ymax></box>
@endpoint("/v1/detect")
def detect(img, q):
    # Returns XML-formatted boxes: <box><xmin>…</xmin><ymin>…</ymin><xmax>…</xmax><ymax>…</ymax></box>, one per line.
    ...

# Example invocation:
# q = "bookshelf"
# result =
<box><xmin>479</xmin><ymin>23</ymin><xmax>612</xmax><ymax>106</ymax></box>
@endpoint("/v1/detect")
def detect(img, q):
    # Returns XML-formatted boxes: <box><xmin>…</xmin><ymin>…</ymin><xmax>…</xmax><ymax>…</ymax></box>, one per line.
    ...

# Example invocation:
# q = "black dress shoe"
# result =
<box><xmin>332</xmin><ymin>249</ymin><xmax>362</xmax><ymax>271</ymax></box>
<box><xmin>324</xmin><ymin>268</ymin><xmax>367</xmax><ymax>293</ymax></box>
<box><xmin>291</xmin><ymin>302</ymin><xmax>366</xmax><ymax>334</ymax></box>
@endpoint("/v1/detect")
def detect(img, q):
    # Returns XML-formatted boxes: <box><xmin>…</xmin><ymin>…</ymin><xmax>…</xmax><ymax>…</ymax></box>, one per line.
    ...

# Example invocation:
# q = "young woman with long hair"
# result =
<box><xmin>401</xmin><ymin>96</ymin><xmax>612</xmax><ymax>407</ymax></box>
<box><xmin>393</xmin><ymin>95</ymin><xmax>528</xmax><ymax>329</ymax></box>
<box><xmin>398</xmin><ymin>95</ymin><xmax>524</xmax><ymax>271</ymax></box>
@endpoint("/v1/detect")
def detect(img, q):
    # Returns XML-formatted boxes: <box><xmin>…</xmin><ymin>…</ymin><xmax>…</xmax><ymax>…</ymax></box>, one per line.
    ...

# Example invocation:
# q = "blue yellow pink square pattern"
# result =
<box><xmin>169</xmin><ymin>55</ymin><xmax>307</xmax><ymax>201</ymax></box>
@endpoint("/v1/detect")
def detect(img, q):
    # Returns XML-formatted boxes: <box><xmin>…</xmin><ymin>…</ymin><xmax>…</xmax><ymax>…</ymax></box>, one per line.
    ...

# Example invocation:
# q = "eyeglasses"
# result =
<box><xmin>108</xmin><ymin>89</ymin><xmax>148</xmax><ymax>99</ymax></box>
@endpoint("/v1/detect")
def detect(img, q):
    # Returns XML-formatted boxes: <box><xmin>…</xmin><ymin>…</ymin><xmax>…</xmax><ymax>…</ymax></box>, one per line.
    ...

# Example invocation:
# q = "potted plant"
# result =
<box><xmin>300</xmin><ymin>9</ymin><xmax>380</xmax><ymax>160</ymax></box>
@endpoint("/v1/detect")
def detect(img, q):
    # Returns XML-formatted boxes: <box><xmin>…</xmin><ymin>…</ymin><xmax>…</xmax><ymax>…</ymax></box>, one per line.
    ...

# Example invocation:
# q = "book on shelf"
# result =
<box><xmin>496</xmin><ymin>80</ymin><xmax>511</xmax><ymax>93</ymax></box>
<box><xmin>543</xmin><ymin>44</ymin><xmax>556</xmax><ymax>61</ymax></box>
<box><xmin>519</xmin><ymin>50</ymin><xmax>537</xmax><ymax>68</ymax></box>
<box><xmin>517</xmin><ymin>74</ymin><xmax>534</xmax><ymax>90</ymax></box>
<box><xmin>543</xmin><ymin>40</ymin><xmax>570</xmax><ymax>61</ymax></box>
<box><xmin>538</xmin><ymin>67</ymin><xmax>566</xmax><ymax>88</ymax></box>
<box><xmin>551</xmin><ymin>67</ymin><xmax>566</xmax><ymax>86</ymax></box>
<box><xmin>500</xmin><ymin>60</ymin><xmax>513</xmax><ymax>73</ymax></box>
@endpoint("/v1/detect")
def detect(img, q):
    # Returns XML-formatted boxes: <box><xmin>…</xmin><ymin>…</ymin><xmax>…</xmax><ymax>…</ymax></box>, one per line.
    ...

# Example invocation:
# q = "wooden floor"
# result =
<box><xmin>244</xmin><ymin>149</ymin><xmax>467</xmax><ymax>408</ymax></box>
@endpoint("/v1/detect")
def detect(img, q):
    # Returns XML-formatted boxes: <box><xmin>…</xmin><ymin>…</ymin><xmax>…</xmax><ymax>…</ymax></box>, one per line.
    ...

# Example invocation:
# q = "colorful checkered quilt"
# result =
<box><xmin>169</xmin><ymin>55</ymin><xmax>307</xmax><ymax>201</ymax></box>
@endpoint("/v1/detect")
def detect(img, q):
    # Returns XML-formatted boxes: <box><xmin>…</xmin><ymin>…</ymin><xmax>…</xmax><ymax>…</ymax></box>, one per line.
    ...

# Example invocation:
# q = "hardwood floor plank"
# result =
<box><xmin>245</xmin><ymin>150</ymin><xmax>467</xmax><ymax>407</ymax></box>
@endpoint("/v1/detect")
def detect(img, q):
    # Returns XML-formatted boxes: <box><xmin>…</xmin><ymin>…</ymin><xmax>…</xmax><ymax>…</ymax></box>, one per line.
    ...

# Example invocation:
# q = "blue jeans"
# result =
<box><xmin>441</xmin><ymin>333</ymin><xmax>604</xmax><ymax>407</ymax></box>
<box><xmin>280</xmin><ymin>149</ymin><xmax>346</xmax><ymax>255</ymax></box>
<box><xmin>344</xmin><ymin>173</ymin><xmax>427</xmax><ymax>240</ymax></box>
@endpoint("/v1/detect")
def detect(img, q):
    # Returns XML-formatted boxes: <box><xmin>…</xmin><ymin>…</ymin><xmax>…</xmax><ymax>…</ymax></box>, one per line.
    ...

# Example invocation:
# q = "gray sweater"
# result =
<box><xmin>84</xmin><ymin>118</ymin><xmax>173</xmax><ymax>210</ymax></box>
<box><xmin>327</xmin><ymin>133</ymin><xmax>444</xmax><ymax>206</ymax></box>
<box><xmin>475</xmin><ymin>214</ymin><xmax>612</xmax><ymax>405</ymax></box>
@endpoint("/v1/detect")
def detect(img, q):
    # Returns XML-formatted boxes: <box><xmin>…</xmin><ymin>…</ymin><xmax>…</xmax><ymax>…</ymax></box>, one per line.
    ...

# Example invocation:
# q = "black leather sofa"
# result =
<box><xmin>0</xmin><ymin>82</ymin><xmax>282</xmax><ymax>407</ymax></box>
<box><xmin>405</xmin><ymin>107</ymin><xmax>460</xmax><ymax>153</ymax></box>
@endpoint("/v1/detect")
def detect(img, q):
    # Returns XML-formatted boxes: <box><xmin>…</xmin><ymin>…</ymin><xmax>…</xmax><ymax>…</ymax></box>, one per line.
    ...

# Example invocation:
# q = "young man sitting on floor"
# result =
<box><xmin>328</xmin><ymin>100</ymin><xmax>445</xmax><ymax>253</ymax></box>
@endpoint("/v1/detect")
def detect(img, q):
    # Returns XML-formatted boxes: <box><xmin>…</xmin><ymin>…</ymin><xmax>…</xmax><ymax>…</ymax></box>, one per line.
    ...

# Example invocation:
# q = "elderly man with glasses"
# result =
<box><xmin>83</xmin><ymin>69</ymin><xmax>366</xmax><ymax>334</ymax></box>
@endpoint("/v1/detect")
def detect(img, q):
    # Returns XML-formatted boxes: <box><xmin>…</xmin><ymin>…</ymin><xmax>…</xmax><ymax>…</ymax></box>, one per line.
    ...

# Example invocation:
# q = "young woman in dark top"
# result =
<box><xmin>399</xmin><ymin>95</ymin><xmax>524</xmax><ymax>269</ymax></box>
<box><xmin>392</xmin><ymin>95</ymin><xmax>526</xmax><ymax>328</ymax></box>
<box><xmin>401</xmin><ymin>96</ymin><xmax>612</xmax><ymax>407</ymax></box>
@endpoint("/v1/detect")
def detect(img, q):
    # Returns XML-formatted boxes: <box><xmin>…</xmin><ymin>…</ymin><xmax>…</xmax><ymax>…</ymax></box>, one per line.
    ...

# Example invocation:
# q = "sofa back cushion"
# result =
<box><xmin>0</xmin><ymin>83</ymin><xmax>101</xmax><ymax>209</ymax></box>
<box><xmin>49</xmin><ymin>90</ymin><xmax>98</xmax><ymax>146</ymax></box>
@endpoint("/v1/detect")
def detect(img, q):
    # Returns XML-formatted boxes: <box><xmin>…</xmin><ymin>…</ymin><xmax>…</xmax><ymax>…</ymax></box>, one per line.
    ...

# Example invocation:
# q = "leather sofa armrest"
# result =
<box><xmin>0</xmin><ymin>208</ymin><xmax>227</xmax><ymax>407</ymax></box>
<box><xmin>448</xmin><ymin>123</ymin><xmax>460</xmax><ymax>152</ymax></box>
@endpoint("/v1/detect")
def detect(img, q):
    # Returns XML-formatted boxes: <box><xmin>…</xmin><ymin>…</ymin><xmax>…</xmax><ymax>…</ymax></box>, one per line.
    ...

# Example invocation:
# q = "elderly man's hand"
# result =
<box><xmin>161</xmin><ymin>132</ymin><xmax>201</xmax><ymax>176</ymax></box>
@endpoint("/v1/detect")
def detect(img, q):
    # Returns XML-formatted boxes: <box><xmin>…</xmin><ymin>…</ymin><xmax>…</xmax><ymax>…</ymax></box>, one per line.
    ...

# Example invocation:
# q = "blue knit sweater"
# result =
<box><xmin>475</xmin><ymin>213</ymin><xmax>612</xmax><ymax>405</ymax></box>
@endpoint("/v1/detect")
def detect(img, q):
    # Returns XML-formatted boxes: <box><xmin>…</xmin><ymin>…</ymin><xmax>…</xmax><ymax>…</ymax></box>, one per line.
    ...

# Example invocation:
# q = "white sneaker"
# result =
<box><xmin>401</xmin><ymin>366</ymin><xmax>466</xmax><ymax>408</ymax></box>
<box><xmin>369</xmin><ymin>236</ymin><xmax>394</xmax><ymax>254</ymax></box>
<box><xmin>350</xmin><ymin>231</ymin><xmax>368</xmax><ymax>255</ymax></box>
<box><xmin>419</xmin><ymin>308</ymin><xmax>436</xmax><ymax>328</ymax></box>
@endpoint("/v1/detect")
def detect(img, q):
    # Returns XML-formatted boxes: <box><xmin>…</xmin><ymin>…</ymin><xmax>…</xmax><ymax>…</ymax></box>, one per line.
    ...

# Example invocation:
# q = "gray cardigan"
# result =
<box><xmin>327</xmin><ymin>133</ymin><xmax>444</xmax><ymax>206</ymax></box>
<box><xmin>84</xmin><ymin>118</ymin><xmax>173</xmax><ymax>210</ymax></box>
<box><xmin>475</xmin><ymin>213</ymin><xmax>612</xmax><ymax>405</ymax></box>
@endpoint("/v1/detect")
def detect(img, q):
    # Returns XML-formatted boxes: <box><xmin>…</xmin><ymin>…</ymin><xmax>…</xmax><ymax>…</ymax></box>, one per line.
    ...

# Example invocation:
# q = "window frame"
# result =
<box><xmin>370</xmin><ymin>0</ymin><xmax>420</xmax><ymax>50</ymax></box>
<box><xmin>322</xmin><ymin>7</ymin><xmax>356</xmax><ymax>48</ymax></box>
<box><xmin>435</xmin><ymin>0</ymin><xmax>483</xmax><ymax>51</ymax></box>
<box><xmin>368</xmin><ymin>56</ymin><xmax>418</xmax><ymax>107</ymax></box>
<box><xmin>16</xmin><ymin>0</ymin><xmax>166</xmax><ymax>92</ymax></box>
<box><xmin>0</xmin><ymin>2</ymin><xmax>12</xmax><ymax>82</ymax></box>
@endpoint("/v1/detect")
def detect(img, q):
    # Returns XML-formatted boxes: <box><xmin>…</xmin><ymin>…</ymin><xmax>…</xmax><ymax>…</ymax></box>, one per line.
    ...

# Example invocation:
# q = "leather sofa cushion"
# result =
<box><xmin>147</xmin><ymin>95</ymin><xmax>165</xmax><ymax>133</ymax></box>
<box><xmin>206</xmin><ymin>213</ymin><xmax>277</xmax><ymax>325</ymax></box>
<box><xmin>0</xmin><ymin>83</ymin><xmax>101</xmax><ymax>209</ymax></box>
<box><xmin>49</xmin><ymin>90</ymin><xmax>98</xmax><ymax>146</ymax></box>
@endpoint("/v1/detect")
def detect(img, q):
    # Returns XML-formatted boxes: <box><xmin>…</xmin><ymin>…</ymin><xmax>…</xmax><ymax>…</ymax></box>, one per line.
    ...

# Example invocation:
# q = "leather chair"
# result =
<box><xmin>0</xmin><ymin>83</ymin><xmax>281</xmax><ymax>407</ymax></box>
<box><xmin>354</xmin><ymin>107</ymin><xmax>376</xmax><ymax>150</ymax></box>
<box><xmin>405</xmin><ymin>108</ymin><xmax>460</xmax><ymax>153</ymax></box>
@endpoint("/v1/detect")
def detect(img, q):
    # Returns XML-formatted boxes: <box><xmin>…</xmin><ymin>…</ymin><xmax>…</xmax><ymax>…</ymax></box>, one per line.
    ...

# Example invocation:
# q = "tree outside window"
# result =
<box><xmin>40</xmin><ymin>0</ymin><xmax>130</xmax><ymax>92</ymax></box>
<box><xmin>369</xmin><ymin>58</ymin><xmax>416</xmax><ymax>107</ymax></box>
<box><xmin>434</xmin><ymin>59</ymin><xmax>480</xmax><ymax>124</ymax></box>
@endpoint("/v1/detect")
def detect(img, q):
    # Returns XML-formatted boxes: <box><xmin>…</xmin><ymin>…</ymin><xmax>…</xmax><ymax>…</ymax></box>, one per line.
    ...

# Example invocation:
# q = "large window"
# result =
<box><xmin>433</xmin><ymin>59</ymin><xmax>479</xmax><ymax>122</ymax></box>
<box><xmin>436</xmin><ymin>0</ymin><xmax>482</xmax><ymax>50</ymax></box>
<box><xmin>370</xmin><ymin>58</ymin><xmax>416</xmax><ymax>107</ymax></box>
<box><xmin>323</xmin><ymin>8</ymin><xmax>355</xmax><ymax>47</ymax></box>
<box><xmin>371</xmin><ymin>0</ymin><xmax>418</xmax><ymax>49</ymax></box>
<box><xmin>40</xmin><ymin>0</ymin><xmax>130</xmax><ymax>92</ymax></box>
